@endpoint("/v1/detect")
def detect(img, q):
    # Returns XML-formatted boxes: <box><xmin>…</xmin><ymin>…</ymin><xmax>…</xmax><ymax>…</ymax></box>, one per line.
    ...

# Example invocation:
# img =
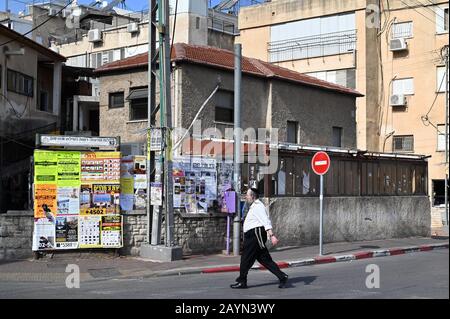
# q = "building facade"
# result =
<box><xmin>0</xmin><ymin>23</ymin><xmax>66</xmax><ymax>213</ymax></box>
<box><xmin>237</xmin><ymin>0</ymin><xmax>449</xmax><ymax>222</ymax></box>
<box><xmin>94</xmin><ymin>43</ymin><xmax>361</xmax><ymax>153</ymax></box>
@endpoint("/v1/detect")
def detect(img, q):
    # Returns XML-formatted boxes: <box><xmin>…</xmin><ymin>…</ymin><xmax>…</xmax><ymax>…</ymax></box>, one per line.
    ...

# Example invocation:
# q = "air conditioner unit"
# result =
<box><xmin>48</xmin><ymin>8</ymin><xmax>58</xmax><ymax>16</ymax></box>
<box><xmin>390</xmin><ymin>94</ymin><xmax>407</xmax><ymax>106</ymax></box>
<box><xmin>127</xmin><ymin>22</ymin><xmax>139</xmax><ymax>33</ymax></box>
<box><xmin>389</xmin><ymin>38</ymin><xmax>407</xmax><ymax>51</ymax></box>
<box><xmin>88</xmin><ymin>29</ymin><xmax>102</xmax><ymax>43</ymax></box>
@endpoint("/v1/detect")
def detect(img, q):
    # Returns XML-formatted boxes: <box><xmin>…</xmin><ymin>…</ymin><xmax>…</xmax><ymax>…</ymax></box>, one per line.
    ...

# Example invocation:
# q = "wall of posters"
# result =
<box><xmin>33</xmin><ymin>149</ymin><xmax>123</xmax><ymax>251</ymax></box>
<box><xmin>172</xmin><ymin>157</ymin><xmax>217</xmax><ymax>214</ymax></box>
<box><xmin>55</xmin><ymin>216</ymin><xmax>78</xmax><ymax>249</ymax></box>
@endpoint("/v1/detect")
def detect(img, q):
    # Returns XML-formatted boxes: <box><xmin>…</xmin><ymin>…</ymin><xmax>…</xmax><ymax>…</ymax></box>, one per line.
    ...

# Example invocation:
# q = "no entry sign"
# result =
<box><xmin>311</xmin><ymin>151</ymin><xmax>331</xmax><ymax>175</ymax></box>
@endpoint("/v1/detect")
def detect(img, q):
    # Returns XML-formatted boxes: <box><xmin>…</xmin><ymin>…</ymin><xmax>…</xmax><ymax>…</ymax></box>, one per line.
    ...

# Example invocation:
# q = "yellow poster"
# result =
<box><xmin>57</xmin><ymin>151</ymin><xmax>81</xmax><ymax>187</ymax></box>
<box><xmin>121</xmin><ymin>177</ymin><xmax>134</xmax><ymax>195</ymax></box>
<box><xmin>34</xmin><ymin>150</ymin><xmax>57</xmax><ymax>185</ymax></box>
<box><xmin>34</xmin><ymin>184</ymin><xmax>57</xmax><ymax>218</ymax></box>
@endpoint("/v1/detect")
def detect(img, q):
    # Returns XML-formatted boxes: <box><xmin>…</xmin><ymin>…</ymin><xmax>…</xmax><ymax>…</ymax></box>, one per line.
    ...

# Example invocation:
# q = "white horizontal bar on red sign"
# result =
<box><xmin>314</xmin><ymin>160</ymin><xmax>328</xmax><ymax>166</ymax></box>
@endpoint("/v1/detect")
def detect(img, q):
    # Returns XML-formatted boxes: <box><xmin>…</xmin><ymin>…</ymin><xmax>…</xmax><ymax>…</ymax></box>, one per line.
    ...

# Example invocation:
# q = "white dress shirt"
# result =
<box><xmin>243</xmin><ymin>199</ymin><xmax>272</xmax><ymax>233</ymax></box>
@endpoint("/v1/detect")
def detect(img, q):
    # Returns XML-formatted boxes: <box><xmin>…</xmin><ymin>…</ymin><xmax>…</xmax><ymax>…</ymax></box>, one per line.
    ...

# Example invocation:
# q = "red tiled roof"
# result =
<box><xmin>95</xmin><ymin>43</ymin><xmax>363</xmax><ymax>97</ymax></box>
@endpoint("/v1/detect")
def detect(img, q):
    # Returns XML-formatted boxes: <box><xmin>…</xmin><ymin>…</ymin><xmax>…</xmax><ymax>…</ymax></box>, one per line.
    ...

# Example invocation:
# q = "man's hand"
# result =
<box><xmin>270</xmin><ymin>235</ymin><xmax>279</xmax><ymax>246</ymax></box>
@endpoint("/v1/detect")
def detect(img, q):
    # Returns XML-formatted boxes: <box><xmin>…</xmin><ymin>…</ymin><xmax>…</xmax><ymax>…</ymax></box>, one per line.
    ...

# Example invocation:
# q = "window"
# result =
<box><xmin>332</xmin><ymin>126</ymin><xmax>343</xmax><ymax>147</ymax></box>
<box><xmin>39</xmin><ymin>91</ymin><xmax>51</xmax><ymax>112</ymax></box>
<box><xmin>214</xmin><ymin>90</ymin><xmax>234</xmax><ymax>123</ymax></box>
<box><xmin>393</xmin><ymin>135</ymin><xmax>414</xmax><ymax>152</ymax></box>
<box><xmin>269</xmin><ymin>12</ymin><xmax>356</xmax><ymax>62</ymax></box>
<box><xmin>287</xmin><ymin>121</ymin><xmax>298</xmax><ymax>143</ymax></box>
<box><xmin>306</xmin><ymin>69</ymin><xmax>356</xmax><ymax>89</ymax></box>
<box><xmin>392</xmin><ymin>78</ymin><xmax>414</xmax><ymax>95</ymax></box>
<box><xmin>392</xmin><ymin>21</ymin><xmax>413</xmax><ymax>38</ymax></box>
<box><xmin>130</xmin><ymin>98</ymin><xmax>147</xmax><ymax>120</ymax></box>
<box><xmin>437</xmin><ymin>66</ymin><xmax>446</xmax><ymax>93</ymax></box>
<box><xmin>7</xmin><ymin>69</ymin><xmax>33</xmax><ymax>97</ymax></box>
<box><xmin>436</xmin><ymin>6</ymin><xmax>449</xmax><ymax>33</ymax></box>
<box><xmin>437</xmin><ymin>124</ymin><xmax>447</xmax><ymax>151</ymax></box>
<box><xmin>109</xmin><ymin>92</ymin><xmax>124</xmax><ymax>108</ymax></box>
<box><xmin>196</xmin><ymin>17</ymin><xmax>200</xmax><ymax>29</ymax></box>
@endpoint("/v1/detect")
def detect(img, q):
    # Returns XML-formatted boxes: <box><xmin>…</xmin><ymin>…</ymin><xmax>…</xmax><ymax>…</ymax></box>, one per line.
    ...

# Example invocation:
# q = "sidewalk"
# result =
<box><xmin>0</xmin><ymin>237</ymin><xmax>447</xmax><ymax>282</ymax></box>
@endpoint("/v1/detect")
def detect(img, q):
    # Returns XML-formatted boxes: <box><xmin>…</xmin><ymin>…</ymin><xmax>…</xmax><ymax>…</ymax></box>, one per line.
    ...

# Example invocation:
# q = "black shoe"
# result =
<box><xmin>278</xmin><ymin>275</ymin><xmax>288</xmax><ymax>288</ymax></box>
<box><xmin>230</xmin><ymin>282</ymin><xmax>248</xmax><ymax>289</ymax></box>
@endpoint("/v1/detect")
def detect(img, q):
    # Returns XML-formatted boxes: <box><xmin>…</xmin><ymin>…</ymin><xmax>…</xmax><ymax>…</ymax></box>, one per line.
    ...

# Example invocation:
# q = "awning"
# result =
<box><xmin>126</xmin><ymin>88</ymin><xmax>148</xmax><ymax>100</ymax></box>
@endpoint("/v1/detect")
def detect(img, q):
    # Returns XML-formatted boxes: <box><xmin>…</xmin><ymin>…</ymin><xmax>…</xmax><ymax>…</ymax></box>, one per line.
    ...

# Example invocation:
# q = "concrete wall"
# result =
<box><xmin>0</xmin><ymin>210</ymin><xmax>227</xmax><ymax>260</ymax></box>
<box><xmin>271</xmin><ymin>80</ymin><xmax>357</xmax><ymax>147</ymax></box>
<box><xmin>207</xmin><ymin>30</ymin><xmax>234</xmax><ymax>51</ymax></box>
<box><xmin>0</xmin><ymin>211</ymin><xmax>34</xmax><ymax>260</ymax></box>
<box><xmin>269</xmin><ymin>196</ymin><xmax>431</xmax><ymax>246</ymax></box>
<box><xmin>0</xmin><ymin>195</ymin><xmax>431</xmax><ymax>260</ymax></box>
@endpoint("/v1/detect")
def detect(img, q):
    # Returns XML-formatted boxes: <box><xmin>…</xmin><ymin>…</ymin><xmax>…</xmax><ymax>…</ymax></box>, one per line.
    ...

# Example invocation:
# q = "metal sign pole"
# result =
<box><xmin>319</xmin><ymin>174</ymin><xmax>324</xmax><ymax>256</ymax></box>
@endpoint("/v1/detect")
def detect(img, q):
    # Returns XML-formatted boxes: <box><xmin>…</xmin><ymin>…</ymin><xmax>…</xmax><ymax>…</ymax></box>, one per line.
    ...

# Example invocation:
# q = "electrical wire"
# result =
<box><xmin>170</xmin><ymin>0</ymin><xmax>178</xmax><ymax>52</ymax></box>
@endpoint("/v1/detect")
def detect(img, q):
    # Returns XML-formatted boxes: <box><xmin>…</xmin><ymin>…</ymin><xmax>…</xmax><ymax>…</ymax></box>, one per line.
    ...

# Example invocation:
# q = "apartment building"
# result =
<box><xmin>237</xmin><ymin>0</ymin><xmax>449</xmax><ymax>222</ymax></box>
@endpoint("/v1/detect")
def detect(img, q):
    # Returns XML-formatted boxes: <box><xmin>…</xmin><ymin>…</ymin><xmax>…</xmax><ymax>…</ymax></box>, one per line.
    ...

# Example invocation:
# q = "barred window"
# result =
<box><xmin>393</xmin><ymin>135</ymin><xmax>414</xmax><ymax>152</ymax></box>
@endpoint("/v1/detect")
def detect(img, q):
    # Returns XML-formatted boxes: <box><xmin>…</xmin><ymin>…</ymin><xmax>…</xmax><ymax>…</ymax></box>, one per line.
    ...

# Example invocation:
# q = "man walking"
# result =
<box><xmin>230</xmin><ymin>188</ymin><xmax>289</xmax><ymax>289</ymax></box>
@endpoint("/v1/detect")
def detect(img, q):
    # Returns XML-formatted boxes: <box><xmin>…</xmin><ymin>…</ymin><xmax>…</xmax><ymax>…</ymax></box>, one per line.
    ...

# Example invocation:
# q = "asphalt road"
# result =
<box><xmin>0</xmin><ymin>249</ymin><xmax>448</xmax><ymax>299</ymax></box>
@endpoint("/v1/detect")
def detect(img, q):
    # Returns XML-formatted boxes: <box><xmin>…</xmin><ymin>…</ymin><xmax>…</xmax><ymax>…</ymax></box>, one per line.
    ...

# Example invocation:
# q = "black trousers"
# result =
<box><xmin>236</xmin><ymin>227</ymin><xmax>286</xmax><ymax>283</ymax></box>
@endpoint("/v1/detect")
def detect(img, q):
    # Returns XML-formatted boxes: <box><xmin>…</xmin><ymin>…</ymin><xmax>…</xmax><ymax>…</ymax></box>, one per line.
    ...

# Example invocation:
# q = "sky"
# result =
<box><xmin>1</xmin><ymin>0</ymin><xmax>260</xmax><ymax>14</ymax></box>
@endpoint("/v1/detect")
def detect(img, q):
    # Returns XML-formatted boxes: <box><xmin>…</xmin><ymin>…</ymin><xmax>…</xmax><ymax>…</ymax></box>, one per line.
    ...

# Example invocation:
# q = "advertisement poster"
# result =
<box><xmin>218</xmin><ymin>161</ymin><xmax>234</xmax><ymax>211</ymax></box>
<box><xmin>55</xmin><ymin>216</ymin><xmax>78</xmax><ymax>249</ymax></box>
<box><xmin>81</xmin><ymin>152</ymin><xmax>121</xmax><ymax>183</ymax></box>
<box><xmin>34</xmin><ymin>150</ymin><xmax>57</xmax><ymax>184</ymax></box>
<box><xmin>134</xmin><ymin>174</ymin><xmax>147</xmax><ymax>209</ymax></box>
<box><xmin>150</xmin><ymin>182</ymin><xmax>163</xmax><ymax>206</ymax></box>
<box><xmin>32</xmin><ymin>217</ymin><xmax>56</xmax><ymax>251</ymax></box>
<box><xmin>57</xmin><ymin>187</ymin><xmax>80</xmax><ymax>215</ymax></box>
<box><xmin>56</xmin><ymin>151</ymin><xmax>81</xmax><ymax>187</ymax></box>
<box><xmin>134</xmin><ymin>156</ymin><xmax>146</xmax><ymax>174</ymax></box>
<box><xmin>173</xmin><ymin>158</ymin><xmax>190</xmax><ymax>208</ymax></box>
<box><xmin>120</xmin><ymin>177</ymin><xmax>134</xmax><ymax>211</ymax></box>
<box><xmin>78</xmin><ymin>215</ymin><xmax>101</xmax><ymax>248</ymax></box>
<box><xmin>92</xmin><ymin>184</ymin><xmax>120</xmax><ymax>214</ymax></box>
<box><xmin>34</xmin><ymin>184</ymin><xmax>57</xmax><ymax>218</ymax></box>
<box><xmin>120</xmin><ymin>156</ymin><xmax>134</xmax><ymax>211</ymax></box>
<box><xmin>101</xmin><ymin>215</ymin><xmax>122</xmax><ymax>247</ymax></box>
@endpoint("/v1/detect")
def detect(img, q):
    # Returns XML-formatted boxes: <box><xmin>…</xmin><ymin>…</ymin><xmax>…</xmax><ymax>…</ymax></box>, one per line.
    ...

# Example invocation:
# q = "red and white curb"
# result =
<box><xmin>198</xmin><ymin>242</ymin><xmax>449</xmax><ymax>275</ymax></box>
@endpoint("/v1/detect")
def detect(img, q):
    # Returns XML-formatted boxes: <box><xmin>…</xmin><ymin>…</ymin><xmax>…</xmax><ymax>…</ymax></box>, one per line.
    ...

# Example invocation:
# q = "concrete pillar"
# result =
<box><xmin>52</xmin><ymin>62</ymin><xmax>62</xmax><ymax>118</ymax></box>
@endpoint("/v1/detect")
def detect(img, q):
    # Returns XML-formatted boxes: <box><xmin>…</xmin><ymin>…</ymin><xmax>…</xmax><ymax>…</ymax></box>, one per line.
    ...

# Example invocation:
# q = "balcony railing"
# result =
<box><xmin>268</xmin><ymin>29</ymin><xmax>357</xmax><ymax>63</ymax></box>
<box><xmin>207</xmin><ymin>16</ymin><xmax>239</xmax><ymax>35</ymax></box>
